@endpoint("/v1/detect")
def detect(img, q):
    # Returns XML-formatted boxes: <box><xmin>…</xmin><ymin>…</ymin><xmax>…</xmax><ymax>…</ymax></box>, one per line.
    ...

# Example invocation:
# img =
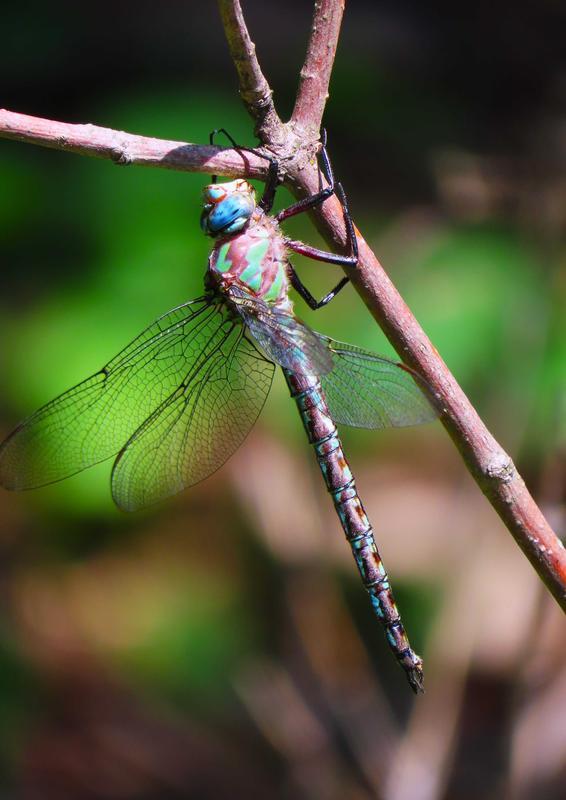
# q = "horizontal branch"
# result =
<box><xmin>291</xmin><ymin>173</ymin><xmax>566</xmax><ymax>611</ymax></box>
<box><xmin>0</xmin><ymin>109</ymin><xmax>269</xmax><ymax>179</ymax></box>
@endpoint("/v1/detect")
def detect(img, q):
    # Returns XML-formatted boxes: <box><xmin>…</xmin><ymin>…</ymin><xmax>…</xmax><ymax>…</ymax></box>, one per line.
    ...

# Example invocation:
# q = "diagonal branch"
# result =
<box><xmin>217</xmin><ymin>0</ymin><xmax>284</xmax><ymax>143</ymax></box>
<box><xmin>0</xmin><ymin>109</ymin><xmax>269</xmax><ymax>178</ymax></box>
<box><xmin>287</xmin><ymin>177</ymin><xmax>566</xmax><ymax>611</ymax></box>
<box><xmin>291</xmin><ymin>0</ymin><xmax>346</xmax><ymax>136</ymax></box>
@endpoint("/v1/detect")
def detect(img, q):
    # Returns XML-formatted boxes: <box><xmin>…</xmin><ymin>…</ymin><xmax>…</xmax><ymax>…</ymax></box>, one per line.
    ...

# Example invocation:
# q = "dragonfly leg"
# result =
<box><xmin>209</xmin><ymin>128</ymin><xmax>280</xmax><ymax>212</ymax></box>
<box><xmin>276</xmin><ymin>132</ymin><xmax>359</xmax><ymax>309</ymax></box>
<box><xmin>286</xmin><ymin>186</ymin><xmax>359</xmax><ymax>309</ymax></box>
<box><xmin>289</xmin><ymin>271</ymin><xmax>350</xmax><ymax>310</ymax></box>
<box><xmin>275</xmin><ymin>129</ymin><xmax>338</xmax><ymax>223</ymax></box>
<box><xmin>285</xmin><ymin>179</ymin><xmax>358</xmax><ymax>266</ymax></box>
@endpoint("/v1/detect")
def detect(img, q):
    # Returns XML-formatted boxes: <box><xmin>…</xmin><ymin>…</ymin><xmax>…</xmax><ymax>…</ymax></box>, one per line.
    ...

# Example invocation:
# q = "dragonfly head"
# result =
<box><xmin>200</xmin><ymin>179</ymin><xmax>256</xmax><ymax>237</ymax></box>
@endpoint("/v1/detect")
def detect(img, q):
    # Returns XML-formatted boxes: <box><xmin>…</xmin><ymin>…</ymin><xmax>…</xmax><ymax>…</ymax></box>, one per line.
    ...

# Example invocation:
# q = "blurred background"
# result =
<box><xmin>1</xmin><ymin>1</ymin><xmax>565</xmax><ymax>798</ymax></box>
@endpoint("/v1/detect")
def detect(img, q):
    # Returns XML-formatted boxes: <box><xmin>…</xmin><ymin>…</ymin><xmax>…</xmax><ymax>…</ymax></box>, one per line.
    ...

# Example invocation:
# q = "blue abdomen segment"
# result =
<box><xmin>284</xmin><ymin>370</ymin><xmax>425</xmax><ymax>693</ymax></box>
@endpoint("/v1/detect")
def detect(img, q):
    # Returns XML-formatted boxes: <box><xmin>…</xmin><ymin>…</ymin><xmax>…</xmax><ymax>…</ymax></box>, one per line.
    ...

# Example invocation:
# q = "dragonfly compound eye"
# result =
<box><xmin>201</xmin><ymin>181</ymin><xmax>256</xmax><ymax>236</ymax></box>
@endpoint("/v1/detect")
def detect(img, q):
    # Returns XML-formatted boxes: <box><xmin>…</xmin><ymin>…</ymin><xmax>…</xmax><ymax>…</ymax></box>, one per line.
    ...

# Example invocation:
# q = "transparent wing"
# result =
<box><xmin>320</xmin><ymin>337</ymin><xmax>437</xmax><ymax>429</ymax></box>
<box><xmin>0</xmin><ymin>298</ymin><xmax>237</xmax><ymax>489</ymax></box>
<box><xmin>229</xmin><ymin>289</ymin><xmax>333</xmax><ymax>376</ymax></box>
<box><xmin>111</xmin><ymin>328</ymin><xmax>274</xmax><ymax>511</ymax></box>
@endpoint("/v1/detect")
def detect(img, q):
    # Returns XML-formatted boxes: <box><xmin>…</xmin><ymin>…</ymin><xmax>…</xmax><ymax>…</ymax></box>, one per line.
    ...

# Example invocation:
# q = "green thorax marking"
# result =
<box><xmin>215</xmin><ymin>242</ymin><xmax>233</xmax><ymax>273</ymax></box>
<box><xmin>263</xmin><ymin>265</ymin><xmax>284</xmax><ymax>303</ymax></box>
<box><xmin>239</xmin><ymin>238</ymin><xmax>269</xmax><ymax>292</ymax></box>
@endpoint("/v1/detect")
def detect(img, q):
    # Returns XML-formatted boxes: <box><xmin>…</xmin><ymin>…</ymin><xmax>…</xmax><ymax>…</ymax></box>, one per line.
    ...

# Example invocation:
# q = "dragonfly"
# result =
<box><xmin>0</xmin><ymin>131</ymin><xmax>437</xmax><ymax>693</ymax></box>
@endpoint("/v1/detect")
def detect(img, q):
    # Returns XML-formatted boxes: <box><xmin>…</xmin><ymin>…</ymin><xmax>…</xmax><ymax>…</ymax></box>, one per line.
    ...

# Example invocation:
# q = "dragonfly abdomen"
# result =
<box><xmin>284</xmin><ymin>370</ymin><xmax>425</xmax><ymax>693</ymax></box>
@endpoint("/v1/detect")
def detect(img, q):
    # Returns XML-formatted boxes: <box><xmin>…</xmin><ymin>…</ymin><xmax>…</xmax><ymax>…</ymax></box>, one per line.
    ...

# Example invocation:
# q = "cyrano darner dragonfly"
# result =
<box><xmin>0</xmin><ymin>132</ymin><xmax>436</xmax><ymax>692</ymax></box>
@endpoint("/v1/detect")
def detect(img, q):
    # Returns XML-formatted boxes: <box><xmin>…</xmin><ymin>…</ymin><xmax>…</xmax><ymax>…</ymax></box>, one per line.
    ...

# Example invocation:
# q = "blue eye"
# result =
<box><xmin>222</xmin><ymin>217</ymin><xmax>248</xmax><ymax>234</ymax></box>
<box><xmin>202</xmin><ymin>194</ymin><xmax>255</xmax><ymax>235</ymax></box>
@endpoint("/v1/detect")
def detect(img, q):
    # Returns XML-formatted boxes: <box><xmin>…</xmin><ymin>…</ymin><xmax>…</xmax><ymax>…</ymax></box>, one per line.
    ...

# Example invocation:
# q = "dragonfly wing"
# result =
<box><xmin>320</xmin><ymin>337</ymin><xmax>438</xmax><ymax>429</ymax></box>
<box><xmin>230</xmin><ymin>290</ymin><xmax>333</xmax><ymax>376</ymax></box>
<box><xmin>111</xmin><ymin>328</ymin><xmax>274</xmax><ymax>511</ymax></box>
<box><xmin>0</xmin><ymin>298</ymin><xmax>233</xmax><ymax>489</ymax></box>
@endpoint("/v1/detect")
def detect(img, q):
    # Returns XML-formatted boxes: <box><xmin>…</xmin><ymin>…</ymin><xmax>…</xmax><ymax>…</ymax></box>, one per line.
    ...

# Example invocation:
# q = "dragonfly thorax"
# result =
<box><xmin>201</xmin><ymin>179</ymin><xmax>256</xmax><ymax>237</ymax></box>
<box><xmin>208</xmin><ymin>210</ymin><xmax>292</xmax><ymax>309</ymax></box>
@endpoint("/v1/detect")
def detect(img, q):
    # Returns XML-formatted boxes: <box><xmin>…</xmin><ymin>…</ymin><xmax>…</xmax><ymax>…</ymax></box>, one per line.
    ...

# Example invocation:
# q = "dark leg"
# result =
<box><xmin>290</xmin><ymin>271</ymin><xmax>351</xmax><ymax>310</ymax></box>
<box><xmin>271</xmin><ymin>132</ymin><xmax>359</xmax><ymax>309</ymax></box>
<box><xmin>257</xmin><ymin>158</ymin><xmax>280</xmax><ymax>213</ymax></box>
<box><xmin>209</xmin><ymin>128</ymin><xmax>280</xmax><ymax>213</ymax></box>
<box><xmin>285</xmin><ymin>178</ymin><xmax>358</xmax><ymax>268</ymax></box>
<box><xmin>275</xmin><ymin>130</ymin><xmax>337</xmax><ymax>223</ymax></box>
<box><xmin>286</xmin><ymin>176</ymin><xmax>359</xmax><ymax>308</ymax></box>
<box><xmin>287</xmin><ymin>237</ymin><xmax>357</xmax><ymax>268</ymax></box>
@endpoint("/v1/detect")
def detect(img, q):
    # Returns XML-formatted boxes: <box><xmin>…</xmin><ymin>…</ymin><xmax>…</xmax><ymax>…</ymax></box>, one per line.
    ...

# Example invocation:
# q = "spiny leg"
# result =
<box><xmin>209</xmin><ymin>128</ymin><xmax>280</xmax><ymax>212</ymax></box>
<box><xmin>275</xmin><ymin>129</ymin><xmax>339</xmax><ymax>223</ymax></box>
<box><xmin>286</xmin><ymin>179</ymin><xmax>359</xmax><ymax>309</ymax></box>
<box><xmin>290</xmin><ymin>273</ymin><xmax>351</xmax><ymax>311</ymax></box>
<box><xmin>271</xmin><ymin>131</ymin><xmax>359</xmax><ymax>309</ymax></box>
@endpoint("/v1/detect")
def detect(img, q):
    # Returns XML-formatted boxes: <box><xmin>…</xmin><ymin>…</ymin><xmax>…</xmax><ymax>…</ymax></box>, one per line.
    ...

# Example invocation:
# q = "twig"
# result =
<box><xmin>0</xmin><ymin>109</ymin><xmax>269</xmax><ymax>178</ymax></box>
<box><xmin>292</xmin><ymin>0</ymin><xmax>346</xmax><ymax>137</ymax></box>
<box><xmin>217</xmin><ymin>0</ymin><xmax>283</xmax><ymax>143</ymax></box>
<box><xmin>1</xmin><ymin>2</ymin><xmax>564</xmax><ymax>610</ymax></box>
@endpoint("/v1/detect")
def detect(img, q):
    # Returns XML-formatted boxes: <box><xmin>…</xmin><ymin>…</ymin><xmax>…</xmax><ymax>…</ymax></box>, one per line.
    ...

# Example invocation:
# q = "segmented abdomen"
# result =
<box><xmin>284</xmin><ymin>369</ymin><xmax>424</xmax><ymax>693</ymax></box>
